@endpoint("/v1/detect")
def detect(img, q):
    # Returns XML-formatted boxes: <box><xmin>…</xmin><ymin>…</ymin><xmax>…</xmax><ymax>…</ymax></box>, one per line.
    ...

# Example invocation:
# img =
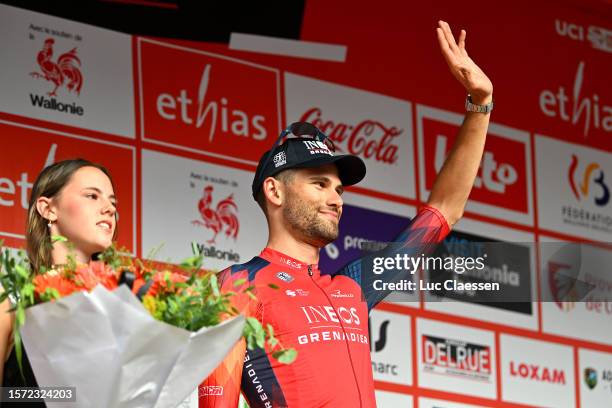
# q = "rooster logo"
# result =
<box><xmin>30</xmin><ymin>38</ymin><xmax>83</xmax><ymax>97</ymax></box>
<box><xmin>192</xmin><ymin>185</ymin><xmax>239</xmax><ymax>244</ymax></box>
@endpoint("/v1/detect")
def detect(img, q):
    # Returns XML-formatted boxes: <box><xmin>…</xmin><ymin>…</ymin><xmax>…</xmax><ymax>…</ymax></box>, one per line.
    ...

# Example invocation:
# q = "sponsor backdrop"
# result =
<box><xmin>0</xmin><ymin>2</ymin><xmax>610</xmax><ymax>407</ymax></box>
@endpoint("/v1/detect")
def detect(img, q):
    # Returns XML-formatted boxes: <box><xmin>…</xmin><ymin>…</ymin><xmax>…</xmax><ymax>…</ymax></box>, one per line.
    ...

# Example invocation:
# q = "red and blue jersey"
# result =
<box><xmin>200</xmin><ymin>205</ymin><xmax>449</xmax><ymax>408</ymax></box>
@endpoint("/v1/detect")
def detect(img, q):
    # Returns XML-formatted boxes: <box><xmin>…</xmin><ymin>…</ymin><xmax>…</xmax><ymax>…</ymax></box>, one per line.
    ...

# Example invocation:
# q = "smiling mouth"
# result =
<box><xmin>319</xmin><ymin>211</ymin><xmax>339</xmax><ymax>220</ymax></box>
<box><xmin>97</xmin><ymin>221</ymin><xmax>113</xmax><ymax>232</ymax></box>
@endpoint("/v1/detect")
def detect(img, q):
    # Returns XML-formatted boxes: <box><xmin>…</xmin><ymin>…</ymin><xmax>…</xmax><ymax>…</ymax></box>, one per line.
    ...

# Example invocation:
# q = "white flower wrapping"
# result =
<box><xmin>20</xmin><ymin>284</ymin><xmax>245</xmax><ymax>408</ymax></box>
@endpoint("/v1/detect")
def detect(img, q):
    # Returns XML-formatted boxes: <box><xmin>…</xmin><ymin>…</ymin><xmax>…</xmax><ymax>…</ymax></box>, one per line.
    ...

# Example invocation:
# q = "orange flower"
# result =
<box><xmin>33</xmin><ymin>272</ymin><xmax>80</xmax><ymax>298</ymax></box>
<box><xmin>32</xmin><ymin>261</ymin><xmax>120</xmax><ymax>302</ymax></box>
<box><xmin>146</xmin><ymin>271</ymin><xmax>188</xmax><ymax>297</ymax></box>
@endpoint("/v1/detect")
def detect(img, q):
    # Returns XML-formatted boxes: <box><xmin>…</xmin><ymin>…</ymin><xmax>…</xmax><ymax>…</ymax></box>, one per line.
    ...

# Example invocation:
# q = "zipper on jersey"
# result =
<box><xmin>307</xmin><ymin>264</ymin><xmax>363</xmax><ymax>407</ymax></box>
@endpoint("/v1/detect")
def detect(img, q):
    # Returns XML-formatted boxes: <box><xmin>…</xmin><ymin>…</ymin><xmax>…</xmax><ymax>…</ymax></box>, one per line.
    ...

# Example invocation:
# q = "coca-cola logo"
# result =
<box><xmin>300</xmin><ymin>108</ymin><xmax>402</xmax><ymax>164</ymax></box>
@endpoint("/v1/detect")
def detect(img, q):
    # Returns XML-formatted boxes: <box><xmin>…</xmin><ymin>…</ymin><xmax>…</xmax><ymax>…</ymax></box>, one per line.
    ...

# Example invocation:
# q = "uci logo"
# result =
<box><xmin>568</xmin><ymin>154</ymin><xmax>610</xmax><ymax>207</ymax></box>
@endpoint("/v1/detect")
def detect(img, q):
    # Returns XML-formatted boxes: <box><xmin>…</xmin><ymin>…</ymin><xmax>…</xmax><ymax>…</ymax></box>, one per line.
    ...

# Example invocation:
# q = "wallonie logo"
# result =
<box><xmin>192</xmin><ymin>185</ymin><xmax>239</xmax><ymax>244</ymax></box>
<box><xmin>29</xmin><ymin>38</ymin><xmax>84</xmax><ymax>116</ymax></box>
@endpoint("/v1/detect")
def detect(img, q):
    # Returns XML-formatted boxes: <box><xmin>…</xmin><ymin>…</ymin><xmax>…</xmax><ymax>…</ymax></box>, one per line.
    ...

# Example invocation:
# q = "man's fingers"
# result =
<box><xmin>436</xmin><ymin>28</ymin><xmax>456</xmax><ymax>66</ymax></box>
<box><xmin>439</xmin><ymin>20</ymin><xmax>459</xmax><ymax>52</ymax></box>
<box><xmin>458</xmin><ymin>29</ymin><xmax>466</xmax><ymax>51</ymax></box>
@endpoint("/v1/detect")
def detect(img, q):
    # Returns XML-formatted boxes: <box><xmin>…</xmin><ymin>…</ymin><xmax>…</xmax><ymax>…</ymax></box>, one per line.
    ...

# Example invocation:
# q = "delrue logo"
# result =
<box><xmin>299</xmin><ymin>108</ymin><xmax>402</xmax><ymax>164</ymax></box>
<box><xmin>555</xmin><ymin>19</ymin><xmax>612</xmax><ymax>54</ymax></box>
<box><xmin>29</xmin><ymin>38</ymin><xmax>84</xmax><ymax>116</ymax></box>
<box><xmin>421</xmin><ymin>335</ymin><xmax>492</xmax><ymax>381</ymax></box>
<box><xmin>191</xmin><ymin>184</ymin><xmax>239</xmax><ymax>244</ymax></box>
<box><xmin>539</xmin><ymin>61</ymin><xmax>612</xmax><ymax>138</ymax></box>
<box><xmin>422</xmin><ymin>118</ymin><xmax>528</xmax><ymax>213</ymax></box>
<box><xmin>568</xmin><ymin>154</ymin><xmax>610</xmax><ymax>207</ymax></box>
<box><xmin>156</xmin><ymin>65</ymin><xmax>267</xmax><ymax>143</ymax></box>
<box><xmin>509</xmin><ymin>361</ymin><xmax>566</xmax><ymax>385</ymax></box>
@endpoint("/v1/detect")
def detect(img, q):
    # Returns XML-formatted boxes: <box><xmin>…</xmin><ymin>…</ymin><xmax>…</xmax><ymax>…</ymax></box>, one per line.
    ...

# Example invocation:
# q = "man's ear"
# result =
<box><xmin>36</xmin><ymin>196</ymin><xmax>56</xmax><ymax>222</ymax></box>
<box><xmin>262</xmin><ymin>177</ymin><xmax>283</xmax><ymax>207</ymax></box>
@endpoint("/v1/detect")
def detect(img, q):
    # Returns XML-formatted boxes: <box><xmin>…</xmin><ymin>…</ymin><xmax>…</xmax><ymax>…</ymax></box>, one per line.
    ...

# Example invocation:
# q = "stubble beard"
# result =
<box><xmin>283</xmin><ymin>190</ymin><xmax>339</xmax><ymax>246</ymax></box>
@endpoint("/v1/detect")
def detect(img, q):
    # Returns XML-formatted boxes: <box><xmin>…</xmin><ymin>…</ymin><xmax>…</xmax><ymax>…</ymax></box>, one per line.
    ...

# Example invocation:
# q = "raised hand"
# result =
<box><xmin>436</xmin><ymin>20</ymin><xmax>493</xmax><ymax>104</ymax></box>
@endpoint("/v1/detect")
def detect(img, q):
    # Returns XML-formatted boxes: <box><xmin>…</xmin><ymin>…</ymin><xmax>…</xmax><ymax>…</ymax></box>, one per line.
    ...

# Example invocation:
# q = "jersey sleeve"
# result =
<box><xmin>198</xmin><ymin>267</ymin><xmax>251</xmax><ymax>407</ymax></box>
<box><xmin>335</xmin><ymin>205</ymin><xmax>450</xmax><ymax>310</ymax></box>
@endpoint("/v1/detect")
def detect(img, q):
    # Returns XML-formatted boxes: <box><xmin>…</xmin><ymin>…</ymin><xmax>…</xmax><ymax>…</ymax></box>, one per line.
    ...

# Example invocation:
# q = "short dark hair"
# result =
<box><xmin>255</xmin><ymin>169</ymin><xmax>296</xmax><ymax>216</ymax></box>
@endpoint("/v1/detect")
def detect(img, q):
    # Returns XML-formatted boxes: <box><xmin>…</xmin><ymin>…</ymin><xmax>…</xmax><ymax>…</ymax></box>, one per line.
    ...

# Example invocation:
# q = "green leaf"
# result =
<box><xmin>210</xmin><ymin>274</ymin><xmax>220</xmax><ymax>297</ymax></box>
<box><xmin>232</xmin><ymin>278</ymin><xmax>246</xmax><ymax>287</ymax></box>
<box><xmin>272</xmin><ymin>348</ymin><xmax>297</xmax><ymax>364</ymax></box>
<box><xmin>268</xmin><ymin>283</ymin><xmax>280</xmax><ymax>290</ymax></box>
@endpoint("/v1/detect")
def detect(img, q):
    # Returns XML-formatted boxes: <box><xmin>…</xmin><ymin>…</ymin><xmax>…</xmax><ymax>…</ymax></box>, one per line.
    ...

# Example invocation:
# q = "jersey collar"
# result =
<box><xmin>260</xmin><ymin>247</ymin><xmax>320</xmax><ymax>276</ymax></box>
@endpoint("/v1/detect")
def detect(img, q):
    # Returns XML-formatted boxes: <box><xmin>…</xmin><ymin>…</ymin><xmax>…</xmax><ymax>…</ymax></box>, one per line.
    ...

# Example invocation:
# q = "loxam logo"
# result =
<box><xmin>435</xmin><ymin>134</ymin><xmax>517</xmax><ymax>194</ymax></box>
<box><xmin>509</xmin><ymin>361</ymin><xmax>566</xmax><ymax>385</ymax></box>
<box><xmin>368</xmin><ymin>319</ymin><xmax>390</xmax><ymax>353</ymax></box>
<box><xmin>568</xmin><ymin>154</ymin><xmax>610</xmax><ymax>207</ymax></box>
<box><xmin>156</xmin><ymin>64</ymin><xmax>267</xmax><ymax>143</ymax></box>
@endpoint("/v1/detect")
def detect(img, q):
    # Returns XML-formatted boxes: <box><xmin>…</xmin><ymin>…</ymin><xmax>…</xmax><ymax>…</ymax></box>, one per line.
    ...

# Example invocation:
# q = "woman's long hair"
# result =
<box><xmin>26</xmin><ymin>159</ymin><xmax>116</xmax><ymax>273</ymax></box>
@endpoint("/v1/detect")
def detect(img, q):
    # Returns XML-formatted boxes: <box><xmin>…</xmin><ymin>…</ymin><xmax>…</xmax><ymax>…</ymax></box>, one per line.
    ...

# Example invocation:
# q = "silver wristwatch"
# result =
<box><xmin>465</xmin><ymin>94</ymin><xmax>494</xmax><ymax>113</ymax></box>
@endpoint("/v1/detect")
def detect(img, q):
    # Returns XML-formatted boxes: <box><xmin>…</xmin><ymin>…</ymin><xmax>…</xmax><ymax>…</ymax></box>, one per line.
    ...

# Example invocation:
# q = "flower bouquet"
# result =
<box><xmin>0</xmin><ymin>240</ymin><xmax>295</xmax><ymax>408</ymax></box>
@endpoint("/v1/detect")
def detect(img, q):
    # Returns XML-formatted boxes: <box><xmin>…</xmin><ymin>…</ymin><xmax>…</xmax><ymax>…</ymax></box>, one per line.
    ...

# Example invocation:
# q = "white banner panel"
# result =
<box><xmin>540</xmin><ymin>235</ymin><xmax>612</xmax><ymax>345</ymax></box>
<box><xmin>535</xmin><ymin>135</ymin><xmax>612</xmax><ymax>241</ymax></box>
<box><xmin>579</xmin><ymin>348</ymin><xmax>612</xmax><ymax>408</ymax></box>
<box><xmin>500</xmin><ymin>334</ymin><xmax>575</xmax><ymax>408</ymax></box>
<box><xmin>416</xmin><ymin>318</ymin><xmax>497</xmax><ymax>399</ymax></box>
<box><xmin>0</xmin><ymin>4</ymin><xmax>135</xmax><ymax>137</ymax></box>
<box><xmin>284</xmin><ymin>72</ymin><xmax>415</xmax><ymax>200</ymax></box>
<box><xmin>375</xmin><ymin>390</ymin><xmax>413</xmax><ymax>408</ymax></box>
<box><xmin>141</xmin><ymin>149</ymin><xmax>267</xmax><ymax>270</ymax></box>
<box><xmin>419</xmin><ymin>397</ymin><xmax>488</xmax><ymax>408</ymax></box>
<box><xmin>369</xmin><ymin>309</ymin><xmax>412</xmax><ymax>386</ymax></box>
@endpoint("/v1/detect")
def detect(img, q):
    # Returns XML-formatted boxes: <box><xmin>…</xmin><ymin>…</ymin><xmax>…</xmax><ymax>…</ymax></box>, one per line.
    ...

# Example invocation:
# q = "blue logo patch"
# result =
<box><xmin>276</xmin><ymin>272</ymin><xmax>294</xmax><ymax>282</ymax></box>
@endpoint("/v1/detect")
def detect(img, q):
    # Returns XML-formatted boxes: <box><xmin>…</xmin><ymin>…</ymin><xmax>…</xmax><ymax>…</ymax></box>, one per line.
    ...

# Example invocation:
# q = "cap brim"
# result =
<box><xmin>290</xmin><ymin>154</ymin><xmax>366</xmax><ymax>187</ymax></box>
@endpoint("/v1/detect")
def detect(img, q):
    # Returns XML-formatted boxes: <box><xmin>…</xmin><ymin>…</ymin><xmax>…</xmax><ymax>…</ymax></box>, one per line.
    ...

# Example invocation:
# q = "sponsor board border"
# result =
<box><xmin>0</xmin><ymin>119</ymin><xmax>137</xmax><ymax>256</ymax></box>
<box><xmin>136</xmin><ymin>37</ymin><xmax>283</xmax><ymax>166</ymax></box>
<box><xmin>415</xmin><ymin>104</ymin><xmax>534</xmax><ymax>227</ymax></box>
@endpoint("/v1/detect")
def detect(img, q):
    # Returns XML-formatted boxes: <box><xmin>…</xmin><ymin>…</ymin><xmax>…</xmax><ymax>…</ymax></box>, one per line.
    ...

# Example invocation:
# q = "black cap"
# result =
<box><xmin>252</xmin><ymin>122</ymin><xmax>366</xmax><ymax>199</ymax></box>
